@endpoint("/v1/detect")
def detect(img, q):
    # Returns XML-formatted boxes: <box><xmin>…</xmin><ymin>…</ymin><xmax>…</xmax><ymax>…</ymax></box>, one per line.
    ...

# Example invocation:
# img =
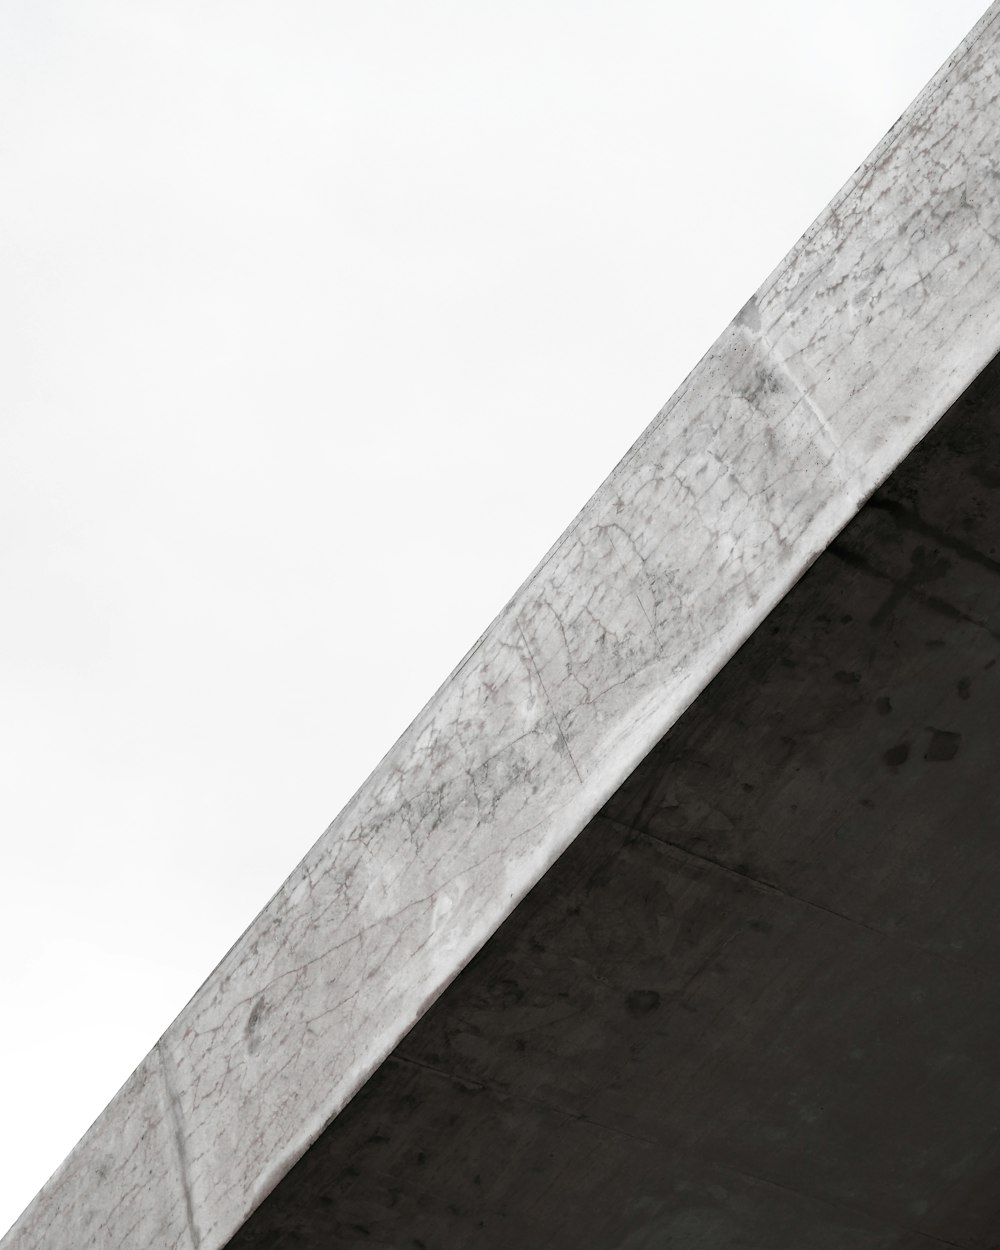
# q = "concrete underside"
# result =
<box><xmin>226</xmin><ymin>352</ymin><xmax>1000</xmax><ymax>1249</ymax></box>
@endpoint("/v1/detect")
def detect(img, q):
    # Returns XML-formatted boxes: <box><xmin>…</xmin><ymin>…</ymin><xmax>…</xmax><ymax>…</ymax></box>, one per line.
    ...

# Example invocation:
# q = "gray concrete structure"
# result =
<box><xmin>226</xmin><ymin>352</ymin><xmax>1000</xmax><ymax>1249</ymax></box>
<box><xmin>6</xmin><ymin>5</ymin><xmax>1000</xmax><ymax>1249</ymax></box>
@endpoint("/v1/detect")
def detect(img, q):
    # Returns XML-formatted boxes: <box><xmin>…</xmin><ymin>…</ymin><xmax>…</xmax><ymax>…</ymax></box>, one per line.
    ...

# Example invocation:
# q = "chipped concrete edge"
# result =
<box><xmin>6</xmin><ymin>5</ymin><xmax>1000</xmax><ymax>1248</ymax></box>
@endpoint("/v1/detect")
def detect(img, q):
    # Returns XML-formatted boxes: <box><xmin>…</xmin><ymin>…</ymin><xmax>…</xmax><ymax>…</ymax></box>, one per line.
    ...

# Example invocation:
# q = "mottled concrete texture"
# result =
<box><xmin>7</xmin><ymin>5</ymin><xmax>1000</xmax><ymax>1250</ymax></box>
<box><xmin>227</xmin><ymin>350</ymin><xmax>1000</xmax><ymax>1249</ymax></box>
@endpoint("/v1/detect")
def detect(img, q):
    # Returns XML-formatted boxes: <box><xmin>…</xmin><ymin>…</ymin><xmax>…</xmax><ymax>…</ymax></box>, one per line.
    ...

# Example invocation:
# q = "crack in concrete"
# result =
<box><xmin>394</xmin><ymin>1052</ymin><xmax>658</xmax><ymax>1151</ymax></box>
<box><xmin>514</xmin><ymin>617</ymin><xmax>583</xmax><ymax>784</ymax></box>
<box><xmin>156</xmin><ymin>1043</ymin><xmax>202</xmax><ymax>1250</ymax></box>
<box><xmin>607</xmin><ymin>816</ymin><xmax>887</xmax><ymax>937</ymax></box>
<box><xmin>719</xmin><ymin>1163</ymin><xmax>973</xmax><ymax>1249</ymax></box>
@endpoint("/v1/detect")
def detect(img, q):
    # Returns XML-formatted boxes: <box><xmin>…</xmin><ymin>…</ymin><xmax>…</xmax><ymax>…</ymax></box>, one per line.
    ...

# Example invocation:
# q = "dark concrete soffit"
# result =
<box><xmin>6</xmin><ymin>6</ymin><xmax>1000</xmax><ymax>1249</ymax></box>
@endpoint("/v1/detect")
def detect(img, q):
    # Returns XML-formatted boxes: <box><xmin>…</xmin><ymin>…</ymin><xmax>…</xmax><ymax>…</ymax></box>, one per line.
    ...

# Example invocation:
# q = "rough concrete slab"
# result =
<box><xmin>6</xmin><ymin>5</ymin><xmax>1000</xmax><ymax>1249</ymax></box>
<box><xmin>227</xmin><ymin>345</ymin><xmax>1000</xmax><ymax>1249</ymax></box>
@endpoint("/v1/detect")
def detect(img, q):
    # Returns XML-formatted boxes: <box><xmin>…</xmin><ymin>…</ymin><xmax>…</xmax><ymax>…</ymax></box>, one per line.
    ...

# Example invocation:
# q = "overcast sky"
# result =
<box><xmin>0</xmin><ymin>0</ymin><xmax>989</xmax><ymax>1234</ymax></box>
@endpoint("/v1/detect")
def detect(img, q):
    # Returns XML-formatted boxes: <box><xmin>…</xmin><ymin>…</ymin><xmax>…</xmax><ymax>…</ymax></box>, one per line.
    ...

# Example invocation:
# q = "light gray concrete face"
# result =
<box><xmin>6</xmin><ymin>6</ymin><xmax>1000</xmax><ymax>1250</ymax></box>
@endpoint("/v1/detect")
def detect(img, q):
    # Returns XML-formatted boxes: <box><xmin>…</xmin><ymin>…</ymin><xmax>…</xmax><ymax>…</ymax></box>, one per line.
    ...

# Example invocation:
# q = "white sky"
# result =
<box><xmin>0</xmin><ymin>0</ymin><xmax>989</xmax><ymax>1234</ymax></box>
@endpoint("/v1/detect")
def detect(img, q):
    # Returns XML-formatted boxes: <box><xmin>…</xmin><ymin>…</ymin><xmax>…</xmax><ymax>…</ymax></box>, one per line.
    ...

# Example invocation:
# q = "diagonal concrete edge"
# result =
<box><xmin>6</xmin><ymin>6</ymin><xmax>1000</xmax><ymax>1248</ymax></box>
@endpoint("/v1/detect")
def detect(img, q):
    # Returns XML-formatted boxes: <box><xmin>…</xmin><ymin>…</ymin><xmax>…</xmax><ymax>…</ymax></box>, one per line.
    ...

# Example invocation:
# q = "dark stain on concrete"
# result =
<box><xmin>924</xmin><ymin>729</ymin><xmax>961</xmax><ymax>762</ymax></box>
<box><xmin>245</xmin><ymin>997</ymin><xmax>267</xmax><ymax>1055</ymax></box>
<box><xmin>625</xmin><ymin>990</ymin><xmax>661</xmax><ymax>1017</ymax></box>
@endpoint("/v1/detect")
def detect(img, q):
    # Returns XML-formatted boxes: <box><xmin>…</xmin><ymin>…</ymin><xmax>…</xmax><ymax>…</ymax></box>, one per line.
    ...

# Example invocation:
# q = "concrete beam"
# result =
<box><xmin>221</xmin><ymin>350</ymin><xmax>1000</xmax><ymax>1248</ymax></box>
<box><xmin>6</xmin><ymin>5</ymin><xmax>1000</xmax><ymax>1249</ymax></box>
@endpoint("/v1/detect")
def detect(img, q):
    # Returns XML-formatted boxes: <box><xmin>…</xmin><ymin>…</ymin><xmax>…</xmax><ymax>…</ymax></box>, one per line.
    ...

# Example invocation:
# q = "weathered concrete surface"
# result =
<box><xmin>7</xmin><ymin>5</ymin><xmax>1000</xmax><ymax>1249</ymax></box>
<box><xmin>225</xmin><ymin>347</ymin><xmax>1000</xmax><ymax>1247</ymax></box>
